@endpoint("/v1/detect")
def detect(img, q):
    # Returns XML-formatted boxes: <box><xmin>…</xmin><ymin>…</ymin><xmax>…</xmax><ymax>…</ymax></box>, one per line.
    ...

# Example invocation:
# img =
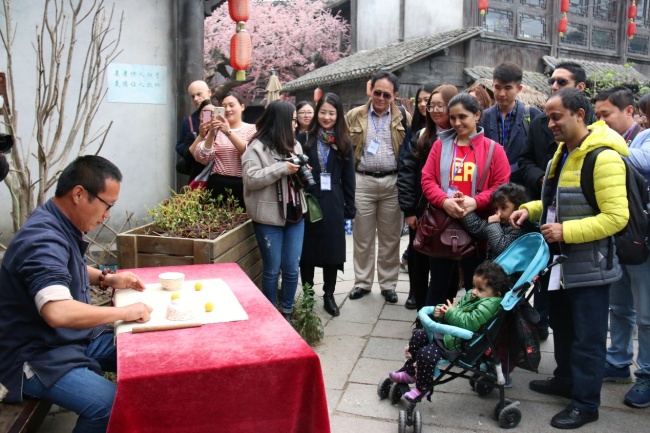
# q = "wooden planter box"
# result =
<box><xmin>117</xmin><ymin>220</ymin><xmax>262</xmax><ymax>286</ymax></box>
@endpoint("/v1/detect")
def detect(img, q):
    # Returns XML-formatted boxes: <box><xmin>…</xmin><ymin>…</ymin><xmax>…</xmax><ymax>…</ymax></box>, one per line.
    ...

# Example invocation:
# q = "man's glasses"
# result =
<box><xmin>548</xmin><ymin>77</ymin><xmax>570</xmax><ymax>87</ymax></box>
<box><xmin>86</xmin><ymin>188</ymin><xmax>115</xmax><ymax>212</ymax></box>
<box><xmin>372</xmin><ymin>90</ymin><xmax>393</xmax><ymax>100</ymax></box>
<box><xmin>297</xmin><ymin>111</ymin><xmax>313</xmax><ymax>116</ymax></box>
<box><xmin>426</xmin><ymin>104</ymin><xmax>447</xmax><ymax>113</ymax></box>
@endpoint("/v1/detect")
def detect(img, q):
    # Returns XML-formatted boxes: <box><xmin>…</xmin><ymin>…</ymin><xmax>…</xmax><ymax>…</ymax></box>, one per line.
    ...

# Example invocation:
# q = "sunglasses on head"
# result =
<box><xmin>548</xmin><ymin>77</ymin><xmax>570</xmax><ymax>87</ymax></box>
<box><xmin>372</xmin><ymin>90</ymin><xmax>393</xmax><ymax>100</ymax></box>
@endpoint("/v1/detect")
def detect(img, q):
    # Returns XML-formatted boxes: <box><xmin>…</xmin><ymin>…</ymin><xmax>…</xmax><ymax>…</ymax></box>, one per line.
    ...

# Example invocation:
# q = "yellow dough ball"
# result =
<box><xmin>171</xmin><ymin>293</ymin><xmax>180</xmax><ymax>301</ymax></box>
<box><xmin>205</xmin><ymin>302</ymin><xmax>214</xmax><ymax>312</ymax></box>
<box><xmin>194</xmin><ymin>281</ymin><xmax>203</xmax><ymax>291</ymax></box>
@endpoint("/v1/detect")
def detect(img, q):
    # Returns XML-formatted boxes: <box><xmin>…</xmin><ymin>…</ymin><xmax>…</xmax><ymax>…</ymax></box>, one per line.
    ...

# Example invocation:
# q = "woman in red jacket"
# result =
<box><xmin>420</xmin><ymin>93</ymin><xmax>510</xmax><ymax>306</ymax></box>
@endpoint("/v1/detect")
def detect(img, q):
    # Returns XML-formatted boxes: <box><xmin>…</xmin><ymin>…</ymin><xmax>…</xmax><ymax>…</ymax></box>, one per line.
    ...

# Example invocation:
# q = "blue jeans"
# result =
<box><xmin>253</xmin><ymin>220</ymin><xmax>304</xmax><ymax>313</ymax></box>
<box><xmin>23</xmin><ymin>332</ymin><xmax>117</xmax><ymax>433</ymax></box>
<box><xmin>607</xmin><ymin>261</ymin><xmax>650</xmax><ymax>380</ymax></box>
<box><xmin>549</xmin><ymin>285</ymin><xmax>610</xmax><ymax>413</ymax></box>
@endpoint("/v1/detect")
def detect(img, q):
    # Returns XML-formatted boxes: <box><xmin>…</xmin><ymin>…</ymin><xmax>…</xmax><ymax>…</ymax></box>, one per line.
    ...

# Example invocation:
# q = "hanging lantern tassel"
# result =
<box><xmin>478</xmin><ymin>0</ymin><xmax>488</xmax><ymax>15</ymax></box>
<box><xmin>230</xmin><ymin>22</ymin><xmax>251</xmax><ymax>81</ymax></box>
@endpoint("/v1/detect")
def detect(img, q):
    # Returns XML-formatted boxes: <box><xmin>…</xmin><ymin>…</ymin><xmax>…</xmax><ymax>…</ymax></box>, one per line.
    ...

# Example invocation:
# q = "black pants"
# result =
<box><xmin>407</xmin><ymin>227</ymin><xmax>433</xmax><ymax>311</ymax></box>
<box><xmin>207</xmin><ymin>173</ymin><xmax>245</xmax><ymax>211</ymax></box>
<box><xmin>300</xmin><ymin>265</ymin><xmax>338</xmax><ymax>294</ymax></box>
<box><xmin>426</xmin><ymin>252</ymin><xmax>482</xmax><ymax>307</ymax></box>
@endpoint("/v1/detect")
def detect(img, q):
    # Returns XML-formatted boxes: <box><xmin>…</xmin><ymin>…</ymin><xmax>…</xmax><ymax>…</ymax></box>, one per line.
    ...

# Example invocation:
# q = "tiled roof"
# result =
<box><xmin>543</xmin><ymin>56</ymin><xmax>648</xmax><ymax>84</ymax></box>
<box><xmin>464</xmin><ymin>66</ymin><xmax>551</xmax><ymax>95</ymax></box>
<box><xmin>283</xmin><ymin>27</ymin><xmax>483</xmax><ymax>92</ymax></box>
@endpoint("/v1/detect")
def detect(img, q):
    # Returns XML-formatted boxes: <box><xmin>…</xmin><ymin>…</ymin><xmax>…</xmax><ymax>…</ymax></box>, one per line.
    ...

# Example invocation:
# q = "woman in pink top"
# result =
<box><xmin>192</xmin><ymin>91</ymin><xmax>256</xmax><ymax>209</ymax></box>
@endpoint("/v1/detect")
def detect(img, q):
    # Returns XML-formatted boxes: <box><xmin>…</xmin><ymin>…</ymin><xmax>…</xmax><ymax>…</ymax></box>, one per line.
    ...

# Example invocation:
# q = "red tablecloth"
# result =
<box><xmin>107</xmin><ymin>263</ymin><xmax>330</xmax><ymax>433</ymax></box>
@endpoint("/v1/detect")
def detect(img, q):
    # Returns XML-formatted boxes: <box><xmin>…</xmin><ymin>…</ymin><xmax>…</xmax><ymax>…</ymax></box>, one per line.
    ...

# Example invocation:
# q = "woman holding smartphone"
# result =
<box><xmin>192</xmin><ymin>91</ymin><xmax>256</xmax><ymax>209</ymax></box>
<box><xmin>242</xmin><ymin>100</ymin><xmax>305</xmax><ymax>320</ymax></box>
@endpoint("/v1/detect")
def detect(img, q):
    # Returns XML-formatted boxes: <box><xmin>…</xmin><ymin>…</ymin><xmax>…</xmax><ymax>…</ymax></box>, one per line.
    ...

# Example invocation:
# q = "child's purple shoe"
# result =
<box><xmin>404</xmin><ymin>387</ymin><xmax>422</xmax><ymax>401</ymax></box>
<box><xmin>389</xmin><ymin>371</ymin><xmax>415</xmax><ymax>384</ymax></box>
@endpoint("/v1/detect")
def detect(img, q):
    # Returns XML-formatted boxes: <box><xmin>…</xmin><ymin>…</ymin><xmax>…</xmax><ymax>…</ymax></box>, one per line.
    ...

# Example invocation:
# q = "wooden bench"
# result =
<box><xmin>0</xmin><ymin>399</ymin><xmax>52</xmax><ymax>433</ymax></box>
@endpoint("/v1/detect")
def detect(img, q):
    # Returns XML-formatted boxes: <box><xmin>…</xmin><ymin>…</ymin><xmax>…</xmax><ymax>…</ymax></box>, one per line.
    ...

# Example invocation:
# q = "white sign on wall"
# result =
<box><xmin>107</xmin><ymin>63</ymin><xmax>167</xmax><ymax>104</ymax></box>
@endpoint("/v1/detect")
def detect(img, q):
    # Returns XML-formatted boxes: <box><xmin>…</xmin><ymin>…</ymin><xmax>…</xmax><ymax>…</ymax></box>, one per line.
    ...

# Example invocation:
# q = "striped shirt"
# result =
<box><xmin>357</xmin><ymin>106</ymin><xmax>397</xmax><ymax>172</ymax></box>
<box><xmin>195</xmin><ymin>123</ymin><xmax>257</xmax><ymax>177</ymax></box>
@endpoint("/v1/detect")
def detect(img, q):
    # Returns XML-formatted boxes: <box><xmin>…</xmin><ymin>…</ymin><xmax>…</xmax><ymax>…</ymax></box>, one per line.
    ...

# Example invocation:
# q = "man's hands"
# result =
<box><xmin>540</xmin><ymin>223</ymin><xmax>564</xmax><ymax>243</ymax></box>
<box><xmin>405</xmin><ymin>215</ymin><xmax>418</xmax><ymax>229</ymax></box>
<box><xmin>106</xmin><ymin>272</ymin><xmax>146</xmax><ymax>291</ymax></box>
<box><xmin>121</xmin><ymin>303</ymin><xmax>153</xmax><ymax>323</ymax></box>
<box><xmin>509</xmin><ymin>208</ymin><xmax>530</xmax><ymax>228</ymax></box>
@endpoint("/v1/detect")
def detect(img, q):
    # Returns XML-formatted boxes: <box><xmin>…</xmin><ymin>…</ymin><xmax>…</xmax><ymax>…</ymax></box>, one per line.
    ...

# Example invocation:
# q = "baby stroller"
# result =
<box><xmin>377</xmin><ymin>233</ymin><xmax>563</xmax><ymax>432</ymax></box>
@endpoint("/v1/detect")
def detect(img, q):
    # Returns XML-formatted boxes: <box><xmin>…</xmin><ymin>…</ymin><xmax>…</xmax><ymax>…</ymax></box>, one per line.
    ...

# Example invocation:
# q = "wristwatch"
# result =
<box><xmin>226</xmin><ymin>129</ymin><xmax>233</xmax><ymax>136</ymax></box>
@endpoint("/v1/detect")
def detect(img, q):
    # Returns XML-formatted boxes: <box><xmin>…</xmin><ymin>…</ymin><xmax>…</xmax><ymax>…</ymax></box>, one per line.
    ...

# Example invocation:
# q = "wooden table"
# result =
<box><xmin>107</xmin><ymin>263</ymin><xmax>330</xmax><ymax>433</ymax></box>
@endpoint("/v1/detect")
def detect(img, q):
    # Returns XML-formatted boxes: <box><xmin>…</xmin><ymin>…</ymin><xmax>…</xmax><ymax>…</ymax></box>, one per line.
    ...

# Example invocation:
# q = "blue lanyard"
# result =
<box><xmin>317</xmin><ymin>138</ymin><xmax>330</xmax><ymax>172</ymax></box>
<box><xmin>370</xmin><ymin>109</ymin><xmax>390</xmax><ymax>139</ymax></box>
<box><xmin>450</xmin><ymin>141</ymin><xmax>473</xmax><ymax>185</ymax></box>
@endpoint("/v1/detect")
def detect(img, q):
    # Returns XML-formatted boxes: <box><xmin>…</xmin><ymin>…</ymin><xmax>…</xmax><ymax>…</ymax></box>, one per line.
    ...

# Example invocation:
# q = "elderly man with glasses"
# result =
<box><xmin>344</xmin><ymin>70</ymin><xmax>411</xmax><ymax>304</ymax></box>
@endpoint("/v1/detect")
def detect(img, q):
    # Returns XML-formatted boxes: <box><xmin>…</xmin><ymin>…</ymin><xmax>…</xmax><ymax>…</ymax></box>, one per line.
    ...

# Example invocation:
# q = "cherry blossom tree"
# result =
<box><xmin>204</xmin><ymin>0</ymin><xmax>350</xmax><ymax>102</ymax></box>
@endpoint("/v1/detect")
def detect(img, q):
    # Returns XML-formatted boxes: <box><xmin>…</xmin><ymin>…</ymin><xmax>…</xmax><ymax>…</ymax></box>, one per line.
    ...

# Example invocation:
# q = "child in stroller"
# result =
<box><xmin>388</xmin><ymin>261</ymin><xmax>510</xmax><ymax>402</ymax></box>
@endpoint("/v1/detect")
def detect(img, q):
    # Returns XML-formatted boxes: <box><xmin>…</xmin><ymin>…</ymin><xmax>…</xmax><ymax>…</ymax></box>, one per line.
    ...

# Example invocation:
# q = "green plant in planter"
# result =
<box><xmin>146</xmin><ymin>186</ymin><xmax>247</xmax><ymax>239</ymax></box>
<box><xmin>291</xmin><ymin>283</ymin><xmax>324</xmax><ymax>345</ymax></box>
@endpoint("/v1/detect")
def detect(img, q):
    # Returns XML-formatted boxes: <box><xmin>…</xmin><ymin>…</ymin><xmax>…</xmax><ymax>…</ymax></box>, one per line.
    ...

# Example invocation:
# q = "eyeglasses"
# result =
<box><xmin>86</xmin><ymin>188</ymin><xmax>115</xmax><ymax>212</ymax></box>
<box><xmin>372</xmin><ymin>90</ymin><xmax>394</xmax><ymax>100</ymax></box>
<box><xmin>426</xmin><ymin>104</ymin><xmax>447</xmax><ymax>112</ymax></box>
<box><xmin>292</xmin><ymin>118</ymin><xmax>298</xmax><ymax>124</ymax></box>
<box><xmin>548</xmin><ymin>77</ymin><xmax>570</xmax><ymax>87</ymax></box>
<box><xmin>297</xmin><ymin>111</ymin><xmax>313</xmax><ymax>116</ymax></box>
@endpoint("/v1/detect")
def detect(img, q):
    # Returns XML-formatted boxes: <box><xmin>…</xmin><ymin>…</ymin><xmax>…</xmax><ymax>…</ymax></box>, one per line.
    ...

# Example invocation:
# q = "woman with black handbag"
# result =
<box><xmin>298</xmin><ymin>93</ymin><xmax>356</xmax><ymax>317</ymax></box>
<box><xmin>420</xmin><ymin>93</ymin><xmax>510</xmax><ymax>306</ymax></box>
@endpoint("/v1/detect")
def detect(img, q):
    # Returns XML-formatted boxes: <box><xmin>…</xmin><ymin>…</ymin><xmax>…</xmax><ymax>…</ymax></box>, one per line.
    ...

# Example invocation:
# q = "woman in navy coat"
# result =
<box><xmin>298</xmin><ymin>93</ymin><xmax>356</xmax><ymax>316</ymax></box>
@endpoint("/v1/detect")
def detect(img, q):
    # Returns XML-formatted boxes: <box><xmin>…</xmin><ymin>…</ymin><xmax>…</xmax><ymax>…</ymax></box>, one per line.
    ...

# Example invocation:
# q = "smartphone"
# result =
<box><xmin>215</xmin><ymin>106</ymin><xmax>225</xmax><ymax>118</ymax></box>
<box><xmin>201</xmin><ymin>109</ymin><xmax>213</xmax><ymax>123</ymax></box>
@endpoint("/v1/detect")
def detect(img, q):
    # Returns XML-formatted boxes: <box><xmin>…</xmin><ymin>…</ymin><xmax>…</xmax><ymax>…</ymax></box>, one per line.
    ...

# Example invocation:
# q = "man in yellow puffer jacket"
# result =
<box><xmin>510</xmin><ymin>88</ymin><xmax>629</xmax><ymax>429</ymax></box>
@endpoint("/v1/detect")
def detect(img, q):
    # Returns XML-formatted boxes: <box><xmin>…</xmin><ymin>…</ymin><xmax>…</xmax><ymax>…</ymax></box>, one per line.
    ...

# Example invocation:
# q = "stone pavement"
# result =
<box><xmin>39</xmin><ymin>234</ymin><xmax>648</xmax><ymax>432</ymax></box>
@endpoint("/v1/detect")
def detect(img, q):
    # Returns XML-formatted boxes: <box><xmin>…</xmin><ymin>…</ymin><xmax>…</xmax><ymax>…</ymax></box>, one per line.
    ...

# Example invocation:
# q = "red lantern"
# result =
<box><xmin>478</xmin><ymin>0</ymin><xmax>488</xmax><ymax>15</ymax></box>
<box><xmin>561</xmin><ymin>0</ymin><xmax>570</xmax><ymax>13</ymax></box>
<box><xmin>229</xmin><ymin>0</ymin><xmax>250</xmax><ymax>22</ymax></box>
<box><xmin>314</xmin><ymin>88</ymin><xmax>323</xmax><ymax>103</ymax></box>
<box><xmin>230</xmin><ymin>27</ymin><xmax>251</xmax><ymax>81</ymax></box>
<box><xmin>629</xmin><ymin>4</ymin><xmax>638</xmax><ymax>19</ymax></box>
<box><xmin>628</xmin><ymin>21</ymin><xmax>637</xmax><ymax>40</ymax></box>
<box><xmin>558</xmin><ymin>17</ymin><xmax>568</xmax><ymax>36</ymax></box>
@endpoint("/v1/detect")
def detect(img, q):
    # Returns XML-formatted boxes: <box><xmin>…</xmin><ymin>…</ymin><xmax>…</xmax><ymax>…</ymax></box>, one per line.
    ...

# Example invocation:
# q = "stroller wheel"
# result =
<box><xmin>493</xmin><ymin>399</ymin><xmax>514</xmax><ymax>420</ymax></box>
<box><xmin>475</xmin><ymin>381</ymin><xmax>495</xmax><ymax>396</ymax></box>
<box><xmin>413</xmin><ymin>410</ymin><xmax>422</xmax><ymax>433</ymax></box>
<box><xmin>398</xmin><ymin>410</ymin><xmax>407</xmax><ymax>433</ymax></box>
<box><xmin>498</xmin><ymin>405</ymin><xmax>521</xmax><ymax>429</ymax></box>
<box><xmin>378</xmin><ymin>377</ymin><xmax>392</xmax><ymax>399</ymax></box>
<box><xmin>389</xmin><ymin>382</ymin><xmax>407</xmax><ymax>404</ymax></box>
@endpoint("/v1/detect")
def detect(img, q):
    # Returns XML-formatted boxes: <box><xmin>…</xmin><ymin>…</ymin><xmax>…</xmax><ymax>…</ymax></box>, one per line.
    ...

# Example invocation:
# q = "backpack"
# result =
<box><xmin>580</xmin><ymin>147</ymin><xmax>650</xmax><ymax>266</ymax></box>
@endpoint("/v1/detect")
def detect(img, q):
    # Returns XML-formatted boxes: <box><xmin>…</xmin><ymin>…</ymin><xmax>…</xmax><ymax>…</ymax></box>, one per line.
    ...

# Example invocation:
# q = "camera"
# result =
<box><xmin>0</xmin><ymin>133</ymin><xmax>14</xmax><ymax>154</ymax></box>
<box><xmin>287</xmin><ymin>154</ymin><xmax>316</xmax><ymax>189</ymax></box>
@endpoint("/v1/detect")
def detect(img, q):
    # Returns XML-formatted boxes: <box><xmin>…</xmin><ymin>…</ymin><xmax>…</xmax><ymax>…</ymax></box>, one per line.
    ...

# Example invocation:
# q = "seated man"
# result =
<box><xmin>0</xmin><ymin>155</ymin><xmax>153</xmax><ymax>433</ymax></box>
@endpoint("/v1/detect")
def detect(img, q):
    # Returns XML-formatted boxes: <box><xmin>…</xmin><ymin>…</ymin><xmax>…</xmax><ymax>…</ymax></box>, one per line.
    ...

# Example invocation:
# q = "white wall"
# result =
<box><xmin>356</xmin><ymin>0</ymin><xmax>401</xmax><ymax>51</ymax></box>
<box><xmin>404</xmin><ymin>0</ymin><xmax>463</xmax><ymax>40</ymax></box>
<box><xmin>0</xmin><ymin>0</ymin><xmax>178</xmax><ymax>245</ymax></box>
<box><xmin>355</xmin><ymin>0</ymin><xmax>464</xmax><ymax>51</ymax></box>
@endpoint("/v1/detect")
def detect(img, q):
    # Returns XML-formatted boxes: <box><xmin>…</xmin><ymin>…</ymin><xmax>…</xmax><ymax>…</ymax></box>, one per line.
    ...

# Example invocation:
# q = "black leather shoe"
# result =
<box><xmin>529</xmin><ymin>378</ymin><xmax>572</xmax><ymax>399</ymax></box>
<box><xmin>381</xmin><ymin>290</ymin><xmax>398</xmax><ymax>303</ymax></box>
<box><xmin>323</xmin><ymin>294</ymin><xmax>340</xmax><ymax>316</ymax></box>
<box><xmin>404</xmin><ymin>296</ymin><xmax>417</xmax><ymax>310</ymax></box>
<box><xmin>551</xmin><ymin>405</ymin><xmax>598</xmax><ymax>429</ymax></box>
<box><xmin>349</xmin><ymin>286</ymin><xmax>370</xmax><ymax>300</ymax></box>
